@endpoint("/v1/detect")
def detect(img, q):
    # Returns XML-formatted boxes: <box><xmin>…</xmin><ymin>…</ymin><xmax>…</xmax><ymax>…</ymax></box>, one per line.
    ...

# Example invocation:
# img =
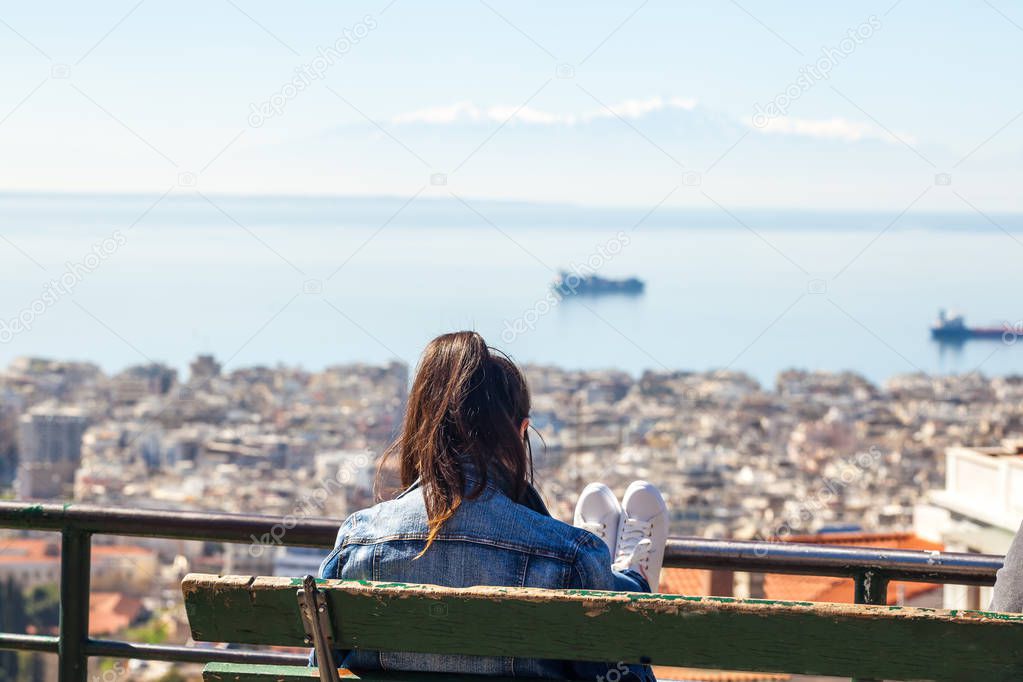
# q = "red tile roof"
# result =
<box><xmin>0</xmin><ymin>538</ymin><xmax>154</xmax><ymax>563</ymax></box>
<box><xmin>655</xmin><ymin>532</ymin><xmax>942</xmax><ymax>681</ymax></box>
<box><xmin>89</xmin><ymin>591</ymin><xmax>143</xmax><ymax>635</ymax></box>
<box><xmin>658</xmin><ymin>567</ymin><xmax>712</xmax><ymax>596</ymax></box>
<box><xmin>659</xmin><ymin>531</ymin><xmax>943</xmax><ymax>606</ymax></box>
<box><xmin>0</xmin><ymin>539</ymin><xmax>61</xmax><ymax>563</ymax></box>
<box><xmin>765</xmin><ymin>532</ymin><xmax>943</xmax><ymax>605</ymax></box>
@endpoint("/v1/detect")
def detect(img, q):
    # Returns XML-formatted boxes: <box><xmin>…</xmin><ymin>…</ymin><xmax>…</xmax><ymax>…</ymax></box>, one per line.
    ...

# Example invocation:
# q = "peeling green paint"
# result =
<box><xmin>202</xmin><ymin>663</ymin><xmax>526</xmax><ymax>681</ymax></box>
<box><xmin>182</xmin><ymin>573</ymin><xmax>1023</xmax><ymax>681</ymax></box>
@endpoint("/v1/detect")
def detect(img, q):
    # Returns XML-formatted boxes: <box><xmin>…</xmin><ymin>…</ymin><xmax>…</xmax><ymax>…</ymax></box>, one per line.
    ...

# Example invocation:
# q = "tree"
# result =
<box><xmin>0</xmin><ymin>580</ymin><xmax>61</xmax><ymax>682</ymax></box>
<box><xmin>23</xmin><ymin>585</ymin><xmax>58</xmax><ymax>630</ymax></box>
<box><xmin>0</xmin><ymin>578</ymin><xmax>26</xmax><ymax>681</ymax></box>
<box><xmin>17</xmin><ymin>653</ymin><xmax>44</xmax><ymax>682</ymax></box>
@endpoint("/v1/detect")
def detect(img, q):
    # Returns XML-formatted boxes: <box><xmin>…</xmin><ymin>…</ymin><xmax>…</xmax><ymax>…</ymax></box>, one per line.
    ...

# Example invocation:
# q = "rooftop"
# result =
<box><xmin>0</xmin><ymin>538</ymin><xmax>154</xmax><ymax>563</ymax></box>
<box><xmin>661</xmin><ymin>531</ymin><xmax>943</xmax><ymax>606</ymax></box>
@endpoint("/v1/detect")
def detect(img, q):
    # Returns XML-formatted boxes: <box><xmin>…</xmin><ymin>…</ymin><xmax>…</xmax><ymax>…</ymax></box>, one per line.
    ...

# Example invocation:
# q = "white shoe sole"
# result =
<box><xmin>573</xmin><ymin>482</ymin><xmax>622</xmax><ymax>556</ymax></box>
<box><xmin>617</xmin><ymin>480</ymin><xmax>668</xmax><ymax>591</ymax></box>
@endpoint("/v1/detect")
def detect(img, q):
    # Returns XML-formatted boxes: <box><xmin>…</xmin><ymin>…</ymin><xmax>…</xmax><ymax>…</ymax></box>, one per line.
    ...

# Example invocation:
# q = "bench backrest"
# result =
<box><xmin>183</xmin><ymin>573</ymin><xmax>1023</xmax><ymax>681</ymax></box>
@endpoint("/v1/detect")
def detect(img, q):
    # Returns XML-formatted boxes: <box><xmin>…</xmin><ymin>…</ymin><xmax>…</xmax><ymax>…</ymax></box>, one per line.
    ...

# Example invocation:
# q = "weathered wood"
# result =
<box><xmin>183</xmin><ymin>573</ymin><xmax>1023</xmax><ymax>681</ymax></box>
<box><xmin>202</xmin><ymin>663</ymin><xmax>528</xmax><ymax>682</ymax></box>
<box><xmin>203</xmin><ymin>664</ymin><xmax>319</xmax><ymax>681</ymax></box>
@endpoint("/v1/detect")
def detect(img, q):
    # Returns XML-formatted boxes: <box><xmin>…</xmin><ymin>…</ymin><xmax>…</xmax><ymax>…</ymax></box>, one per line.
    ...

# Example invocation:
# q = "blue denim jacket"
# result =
<box><xmin>317</xmin><ymin>470</ymin><xmax>655</xmax><ymax>680</ymax></box>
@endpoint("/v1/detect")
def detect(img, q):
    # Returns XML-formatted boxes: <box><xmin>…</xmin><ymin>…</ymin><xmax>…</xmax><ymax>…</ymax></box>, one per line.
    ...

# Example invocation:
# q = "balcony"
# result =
<box><xmin>930</xmin><ymin>444</ymin><xmax>1023</xmax><ymax>532</ymax></box>
<box><xmin>0</xmin><ymin>501</ymin><xmax>1006</xmax><ymax>682</ymax></box>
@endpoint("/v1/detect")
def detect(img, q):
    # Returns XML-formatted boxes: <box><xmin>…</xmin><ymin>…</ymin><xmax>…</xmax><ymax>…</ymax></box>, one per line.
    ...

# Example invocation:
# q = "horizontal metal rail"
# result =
<box><xmin>666</xmin><ymin>536</ymin><xmax>1002</xmax><ymax>586</ymax></box>
<box><xmin>0</xmin><ymin>633</ymin><xmax>308</xmax><ymax>666</ymax></box>
<box><xmin>0</xmin><ymin>501</ymin><xmax>340</xmax><ymax>546</ymax></box>
<box><xmin>1</xmin><ymin>501</ymin><xmax>1004</xmax><ymax>582</ymax></box>
<box><xmin>0</xmin><ymin>500</ymin><xmax>1008</xmax><ymax>681</ymax></box>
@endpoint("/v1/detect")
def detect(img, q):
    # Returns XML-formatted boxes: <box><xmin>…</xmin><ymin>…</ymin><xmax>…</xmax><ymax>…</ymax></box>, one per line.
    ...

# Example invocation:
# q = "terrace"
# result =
<box><xmin>0</xmin><ymin>501</ymin><xmax>1006</xmax><ymax>682</ymax></box>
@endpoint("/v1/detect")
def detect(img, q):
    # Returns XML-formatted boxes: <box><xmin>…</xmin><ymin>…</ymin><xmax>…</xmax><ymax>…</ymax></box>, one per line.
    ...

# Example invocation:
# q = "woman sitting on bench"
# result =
<box><xmin>317</xmin><ymin>331</ymin><xmax>668</xmax><ymax>680</ymax></box>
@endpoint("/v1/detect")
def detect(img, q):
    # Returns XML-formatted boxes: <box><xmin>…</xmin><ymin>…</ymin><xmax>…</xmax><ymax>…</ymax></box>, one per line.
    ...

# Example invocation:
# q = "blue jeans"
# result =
<box><xmin>614</xmin><ymin>568</ymin><xmax>650</xmax><ymax>593</ymax></box>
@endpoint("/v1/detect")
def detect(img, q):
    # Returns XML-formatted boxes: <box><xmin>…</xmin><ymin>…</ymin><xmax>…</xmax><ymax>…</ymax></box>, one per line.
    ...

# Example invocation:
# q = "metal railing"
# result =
<box><xmin>0</xmin><ymin>501</ymin><xmax>1006</xmax><ymax>682</ymax></box>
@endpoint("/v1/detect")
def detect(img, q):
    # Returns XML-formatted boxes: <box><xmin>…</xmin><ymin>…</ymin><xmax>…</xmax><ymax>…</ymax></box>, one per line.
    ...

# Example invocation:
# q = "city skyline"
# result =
<box><xmin>3</xmin><ymin>3</ymin><xmax>1022</xmax><ymax>679</ymax></box>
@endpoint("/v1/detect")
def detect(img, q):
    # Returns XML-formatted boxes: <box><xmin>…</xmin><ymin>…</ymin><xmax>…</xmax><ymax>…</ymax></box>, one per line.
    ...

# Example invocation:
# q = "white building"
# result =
<box><xmin>915</xmin><ymin>442</ymin><xmax>1023</xmax><ymax>610</ymax></box>
<box><xmin>15</xmin><ymin>405</ymin><xmax>89</xmax><ymax>499</ymax></box>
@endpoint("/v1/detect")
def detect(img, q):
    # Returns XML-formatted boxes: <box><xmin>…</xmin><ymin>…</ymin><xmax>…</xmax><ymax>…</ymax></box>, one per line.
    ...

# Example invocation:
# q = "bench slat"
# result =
<box><xmin>203</xmin><ymin>664</ymin><xmax>318</xmax><ymax>681</ymax></box>
<box><xmin>183</xmin><ymin>574</ymin><xmax>1023</xmax><ymax>681</ymax></box>
<box><xmin>202</xmin><ymin>663</ymin><xmax>528</xmax><ymax>682</ymax></box>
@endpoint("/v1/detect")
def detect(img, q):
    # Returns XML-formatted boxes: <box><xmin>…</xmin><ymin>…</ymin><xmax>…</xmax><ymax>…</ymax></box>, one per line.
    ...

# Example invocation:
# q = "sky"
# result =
<box><xmin>1</xmin><ymin>1</ymin><xmax>1022</xmax><ymax>211</ymax></box>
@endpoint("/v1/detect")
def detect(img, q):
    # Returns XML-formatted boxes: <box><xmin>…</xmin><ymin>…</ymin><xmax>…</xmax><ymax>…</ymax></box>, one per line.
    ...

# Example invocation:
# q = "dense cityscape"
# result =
<box><xmin>1</xmin><ymin>353</ymin><xmax>1021</xmax><ymax>679</ymax></box>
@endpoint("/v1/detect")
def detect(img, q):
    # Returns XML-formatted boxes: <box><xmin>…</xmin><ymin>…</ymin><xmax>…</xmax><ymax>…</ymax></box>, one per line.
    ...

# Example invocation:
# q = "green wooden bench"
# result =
<box><xmin>182</xmin><ymin>572</ymin><xmax>1023</xmax><ymax>682</ymax></box>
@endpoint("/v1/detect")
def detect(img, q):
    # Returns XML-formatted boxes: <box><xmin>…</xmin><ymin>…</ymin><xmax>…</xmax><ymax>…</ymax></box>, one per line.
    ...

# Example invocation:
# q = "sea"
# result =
<box><xmin>1</xmin><ymin>191</ymin><xmax>1022</xmax><ymax>388</ymax></box>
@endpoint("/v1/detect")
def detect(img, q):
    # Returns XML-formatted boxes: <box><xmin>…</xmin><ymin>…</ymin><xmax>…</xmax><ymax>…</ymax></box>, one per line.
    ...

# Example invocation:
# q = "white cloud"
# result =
<box><xmin>486</xmin><ymin>105</ymin><xmax>574</xmax><ymax>125</ymax></box>
<box><xmin>388</xmin><ymin>99</ymin><xmax>918</xmax><ymax>149</ymax></box>
<box><xmin>755</xmin><ymin>116</ymin><xmax>917</xmax><ymax>144</ymax></box>
<box><xmin>391</xmin><ymin>101</ymin><xmax>484</xmax><ymax>125</ymax></box>
<box><xmin>389</xmin><ymin>95</ymin><xmax>698</xmax><ymax>126</ymax></box>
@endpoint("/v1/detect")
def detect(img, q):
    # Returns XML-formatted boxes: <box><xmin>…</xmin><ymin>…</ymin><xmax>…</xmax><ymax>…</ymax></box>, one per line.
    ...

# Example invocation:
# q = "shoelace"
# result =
<box><xmin>632</xmin><ymin>539</ymin><xmax>652</xmax><ymax>573</ymax></box>
<box><xmin>615</xmin><ymin>517</ymin><xmax>653</xmax><ymax>566</ymax></box>
<box><xmin>580</xmin><ymin>521</ymin><xmax>608</xmax><ymax>541</ymax></box>
<box><xmin>613</xmin><ymin>538</ymin><xmax>652</xmax><ymax>574</ymax></box>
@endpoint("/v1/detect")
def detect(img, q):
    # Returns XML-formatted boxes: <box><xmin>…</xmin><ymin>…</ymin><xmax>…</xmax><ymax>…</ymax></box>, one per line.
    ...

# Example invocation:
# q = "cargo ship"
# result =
<box><xmin>552</xmin><ymin>271</ymin><xmax>645</xmax><ymax>297</ymax></box>
<box><xmin>930</xmin><ymin>309</ymin><xmax>1007</xmax><ymax>341</ymax></box>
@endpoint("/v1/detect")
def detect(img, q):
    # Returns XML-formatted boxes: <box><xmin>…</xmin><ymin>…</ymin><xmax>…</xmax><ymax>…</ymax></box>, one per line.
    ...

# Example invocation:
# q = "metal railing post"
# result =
<box><xmin>854</xmin><ymin>569</ymin><xmax>890</xmax><ymax>606</ymax></box>
<box><xmin>58</xmin><ymin>527</ymin><xmax>91</xmax><ymax>682</ymax></box>
<box><xmin>852</xmin><ymin>569</ymin><xmax>889</xmax><ymax>682</ymax></box>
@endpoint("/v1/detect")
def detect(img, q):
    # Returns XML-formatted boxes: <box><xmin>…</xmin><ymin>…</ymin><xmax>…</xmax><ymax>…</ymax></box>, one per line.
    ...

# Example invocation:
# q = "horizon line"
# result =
<box><xmin>0</xmin><ymin>187</ymin><xmax>1020</xmax><ymax>219</ymax></box>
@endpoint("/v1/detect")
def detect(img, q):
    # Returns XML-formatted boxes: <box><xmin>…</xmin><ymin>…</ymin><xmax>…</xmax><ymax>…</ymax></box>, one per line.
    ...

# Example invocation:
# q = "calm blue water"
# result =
<box><xmin>1</xmin><ymin>192</ymin><xmax>1021</xmax><ymax>386</ymax></box>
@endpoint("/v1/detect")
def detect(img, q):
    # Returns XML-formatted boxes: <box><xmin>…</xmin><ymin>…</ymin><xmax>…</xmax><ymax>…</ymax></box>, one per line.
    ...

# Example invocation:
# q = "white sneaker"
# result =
<box><xmin>614</xmin><ymin>480</ymin><xmax>668</xmax><ymax>591</ymax></box>
<box><xmin>573</xmin><ymin>482</ymin><xmax>622</xmax><ymax>556</ymax></box>
<box><xmin>612</xmin><ymin>538</ymin><xmax>652</xmax><ymax>575</ymax></box>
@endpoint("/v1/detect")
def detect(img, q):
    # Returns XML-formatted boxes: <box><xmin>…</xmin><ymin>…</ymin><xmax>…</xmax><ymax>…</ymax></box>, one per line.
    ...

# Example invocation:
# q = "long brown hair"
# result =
<box><xmin>380</xmin><ymin>331</ymin><xmax>534</xmax><ymax>555</ymax></box>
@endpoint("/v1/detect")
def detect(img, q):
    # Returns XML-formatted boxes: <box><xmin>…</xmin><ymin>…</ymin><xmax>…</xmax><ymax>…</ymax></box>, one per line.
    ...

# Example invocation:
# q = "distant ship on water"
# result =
<box><xmin>552</xmin><ymin>271</ymin><xmax>645</xmax><ymax>297</ymax></box>
<box><xmin>930</xmin><ymin>309</ymin><xmax>1008</xmax><ymax>342</ymax></box>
